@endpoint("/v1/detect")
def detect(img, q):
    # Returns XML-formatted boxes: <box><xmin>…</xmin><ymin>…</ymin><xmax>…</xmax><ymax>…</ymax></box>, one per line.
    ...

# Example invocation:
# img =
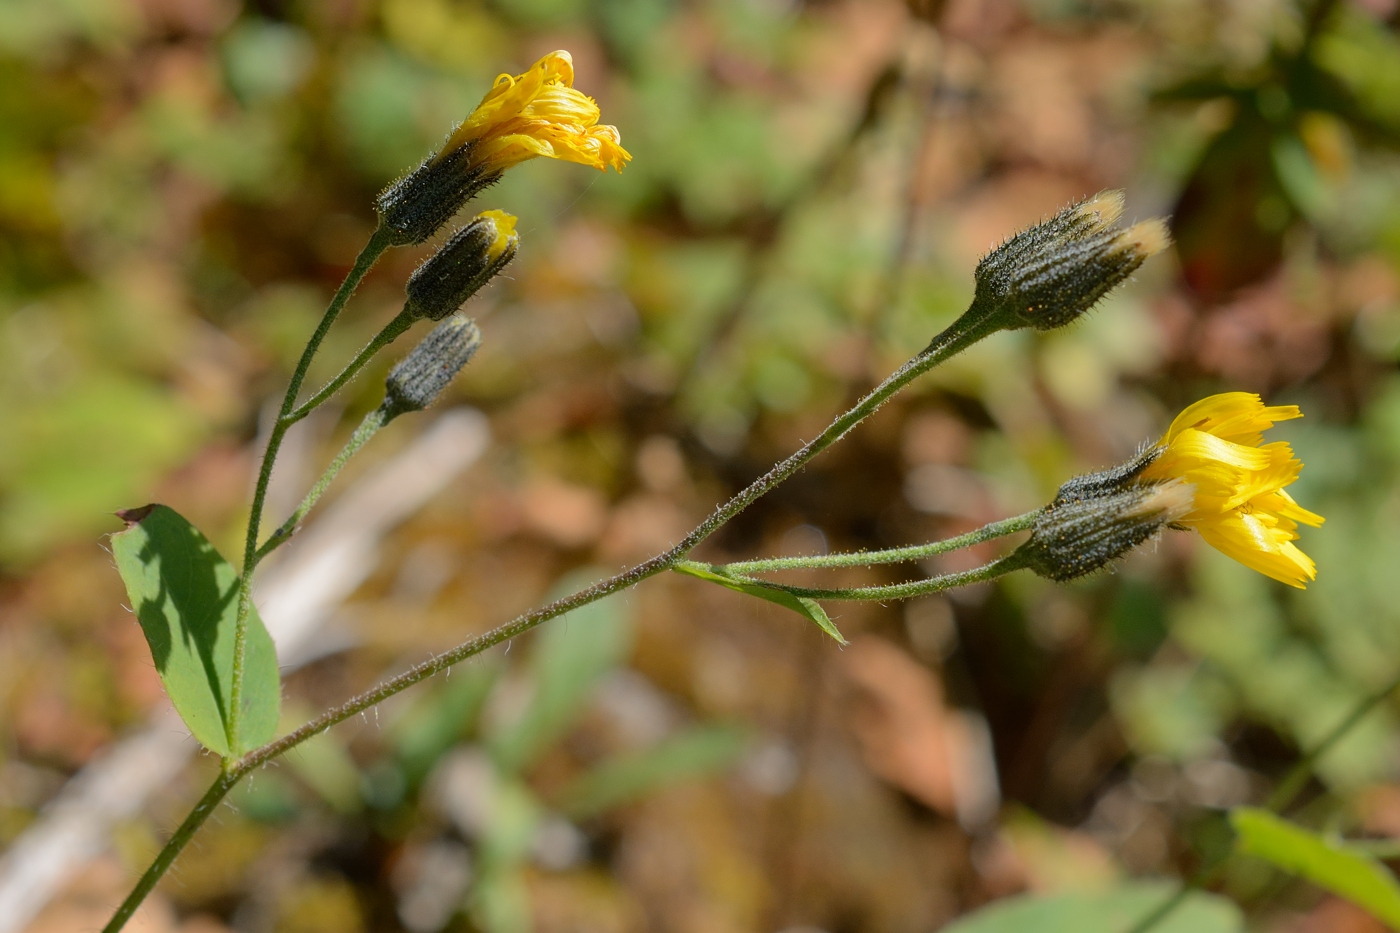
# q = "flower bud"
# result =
<box><xmin>973</xmin><ymin>191</ymin><xmax>1171</xmax><ymax>332</ymax></box>
<box><xmin>405</xmin><ymin>211</ymin><xmax>518</xmax><ymax>321</ymax></box>
<box><xmin>383</xmin><ymin>314</ymin><xmax>483</xmax><ymax>415</ymax></box>
<box><xmin>1020</xmin><ymin>478</ymin><xmax>1193</xmax><ymax>582</ymax></box>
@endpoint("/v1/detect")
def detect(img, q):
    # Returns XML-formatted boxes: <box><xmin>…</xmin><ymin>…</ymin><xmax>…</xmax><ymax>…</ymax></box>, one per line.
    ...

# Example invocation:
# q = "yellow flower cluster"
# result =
<box><xmin>440</xmin><ymin>50</ymin><xmax>631</xmax><ymax>176</ymax></box>
<box><xmin>1141</xmin><ymin>392</ymin><xmax>1324</xmax><ymax>588</ymax></box>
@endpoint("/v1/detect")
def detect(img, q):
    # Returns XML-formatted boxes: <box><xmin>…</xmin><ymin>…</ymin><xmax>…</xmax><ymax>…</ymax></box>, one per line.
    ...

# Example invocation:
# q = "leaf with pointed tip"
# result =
<box><xmin>1231</xmin><ymin>808</ymin><xmax>1400</xmax><ymax>929</ymax></box>
<box><xmin>111</xmin><ymin>504</ymin><xmax>280</xmax><ymax>756</ymax></box>
<box><xmin>673</xmin><ymin>563</ymin><xmax>847</xmax><ymax>644</ymax></box>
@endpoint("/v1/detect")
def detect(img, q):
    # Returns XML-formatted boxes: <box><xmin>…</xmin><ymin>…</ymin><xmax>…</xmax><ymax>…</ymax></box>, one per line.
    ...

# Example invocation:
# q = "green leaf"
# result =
<box><xmin>1231</xmin><ymin>807</ymin><xmax>1400</xmax><ymax>929</ymax></box>
<box><xmin>673</xmin><ymin>562</ymin><xmax>847</xmax><ymax>644</ymax></box>
<box><xmin>941</xmin><ymin>883</ymin><xmax>1243</xmax><ymax>933</ymax></box>
<box><xmin>111</xmin><ymin>504</ymin><xmax>280</xmax><ymax>756</ymax></box>
<box><xmin>556</xmin><ymin>724</ymin><xmax>749</xmax><ymax>819</ymax></box>
<box><xmin>487</xmin><ymin>569</ymin><xmax>634</xmax><ymax>774</ymax></box>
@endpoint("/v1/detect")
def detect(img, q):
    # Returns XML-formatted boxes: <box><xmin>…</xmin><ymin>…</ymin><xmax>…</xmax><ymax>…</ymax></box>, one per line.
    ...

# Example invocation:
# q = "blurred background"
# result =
<box><xmin>2</xmin><ymin>0</ymin><xmax>1400</xmax><ymax>930</ymax></box>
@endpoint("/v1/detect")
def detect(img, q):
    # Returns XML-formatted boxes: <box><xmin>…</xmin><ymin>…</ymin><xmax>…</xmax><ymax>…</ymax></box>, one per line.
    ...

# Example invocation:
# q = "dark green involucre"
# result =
<box><xmin>971</xmin><ymin>192</ymin><xmax>1170</xmax><ymax>332</ymax></box>
<box><xmin>383</xmin><ymin>314</ymin><xmax>483</xmax><ymax>415</ymax></box>
<box><xmin>1020</xmin><ymin>453</ymin><xmax>1189</xmax><ymax>582</ymax></box>
<box><xmin>376</xmin><ymin>144</ymin><xmax>500</xmax><ymax>246</ymax></box>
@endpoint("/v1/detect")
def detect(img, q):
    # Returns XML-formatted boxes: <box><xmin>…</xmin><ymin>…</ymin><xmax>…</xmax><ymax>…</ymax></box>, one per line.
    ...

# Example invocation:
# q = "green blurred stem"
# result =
<box><xmin>1344</xmin><ymin>839</ymin><xmax>1400</xmax><ymax>860</ymax></box>
<box><xmin>254</xmin><ymin>405</ymin><xmax>394</xmax><ymax>562</ymax></box>
<box><xmin>721</xmin><ymin>511</ymin><xmax>1037</xmax><ymax>575</ymax></box>
<box><xmin>1264</xmin><ymin>674</ymin><xmax>1400</xmax><ymax>813</ymax></box>
<box><xmin>1122</xmin><ymin>673</ymin><xmax>1400</xmax><ymax>933</ymax></box>
<box><xmin>680</xmin><ymin>551</ymin><xmax>1028</xmax><ymax>601</ymax></box>
<box><xmin>282</xmin><ymin>308</ymin><xmax>416</xmax><ymax>428</ymax></box>
<box><xmin>104</xmin><ymin>307</ymin><xmax>1005</xmax><ymax>932</ymax></box>
<box><xmin>100</xmin><ymin>774</ymin><xmax>235</xmax><ymax>933</ymax></box>
<box><xmin>227</xmin><ymin>224</ymin><xmax>393</xmax><ymax>762</ymax></box>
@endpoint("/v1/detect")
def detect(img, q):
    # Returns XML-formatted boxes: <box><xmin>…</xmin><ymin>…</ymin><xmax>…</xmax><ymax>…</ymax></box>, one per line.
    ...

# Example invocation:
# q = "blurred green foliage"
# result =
<box><xmin>4</xmin><ymin>0</ymin><xmax>1400</xmax><ymax>929</ymax></box>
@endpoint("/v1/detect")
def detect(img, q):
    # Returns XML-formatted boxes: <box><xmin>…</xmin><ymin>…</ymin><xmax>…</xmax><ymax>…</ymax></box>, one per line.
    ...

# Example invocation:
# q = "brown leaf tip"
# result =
<box><xmin>115</xmin><ymin>504</ymin><xmax>157</xmax><ymax>526</ymax></box>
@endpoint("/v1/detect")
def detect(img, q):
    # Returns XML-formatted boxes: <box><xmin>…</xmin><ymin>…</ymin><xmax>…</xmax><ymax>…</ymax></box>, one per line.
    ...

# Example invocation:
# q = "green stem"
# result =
<box><xmin>100</xmin><ymin>774</ymin><xmax>234</xmax><ymax>933</ymax></box>
<box><xmin>1121</xmin><ymin>673</ymin><xmax>1400</xmax><ymax>933</ymax></box>
<box><xmin>282</xmin><ymin>309</ymin><xmax>416</xmax><ymax>428</ymax></box>
<box><xmin>105</xmin><ymin>309</ymin><xmax>1004</xmax><ymax>931</ymax></box>
<box><xmin>255</xmin><ymin>406</ymin><xmax>394</xmax><ymax>563</ymax></box>
<box><xmin>722</xmin><ymin>511</ymin><xmax>1037</xmax><ymax>575</ymax></box>
<box><xmin>1265</xmin><ymin>673</ymin><xmax>1400</xmax><ymax>813</ymax></box>
<box><xmin>1344</xmin><ymin>839</ymin><xmax>1400</xmax><ymax>860</ymax></box>
<box><xmin>690</xmin><ymin>552</ymin><xmax>1027</xmax><ymax>601</ymax></box>
<box><xmin>227</xmin><ymin>225</ymin><xmax>393</xmax><ymax>761</ymax></box>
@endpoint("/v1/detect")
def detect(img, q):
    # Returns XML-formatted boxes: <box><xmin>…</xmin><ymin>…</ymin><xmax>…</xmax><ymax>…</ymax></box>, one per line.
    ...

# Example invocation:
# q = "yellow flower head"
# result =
<box><xmin>440</xmin><ymin>50</ymin><xmax>631</xmax><ymax>176</ymax></box>
<box><xmin>1139</xmin><ymin>392</ymin><xmax>1324</xmax><ymax>588</ymax></box>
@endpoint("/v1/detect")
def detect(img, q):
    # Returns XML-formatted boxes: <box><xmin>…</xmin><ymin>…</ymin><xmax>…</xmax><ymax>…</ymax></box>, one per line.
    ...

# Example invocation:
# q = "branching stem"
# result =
<box><xmin>255</xmin><ymin>405</ymin><xmax>394</xmax><ymax>562</ymax></box>
<box><xmin>227</xmin><ymin>225</ymin><xmax>392</xmax><ymax>761</ymax></box>
<box><xmin>721</xmin><ymin>510</ymin><xmax>1037</xmax><ymax>574</ymax></box>
<box><xmin>686</xmin><ymin>552</ymin><xmax>1028</xmax><ymax>601</ymax></box>
<box><xmin>282</xmin><ymin>308</ymin><xmax>416</xmax><ymax>428</ymax></box>
<box><xmin>105</xmin><ymin>252</ymin><xmax>1007</xmax><ymax>931</ymax></box>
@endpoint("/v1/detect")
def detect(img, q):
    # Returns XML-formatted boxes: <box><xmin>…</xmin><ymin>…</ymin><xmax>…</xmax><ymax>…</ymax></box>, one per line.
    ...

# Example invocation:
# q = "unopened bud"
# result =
<box><xmin>1020</xmin><ymin>478</ymin><xmax>1193</xmax><ymax>582</ymax></box>
<box><xmin>405</xmin><ymin>211</ymin><xmax>518</xmax><ymax>321</ymax></box>
<box><xmin>383</xmin><ymin>314</ymin><xmax>483</xmax><ymax>415</ymax></box>
<box><xmin>973</xmin><ymin>191</ymin><xmax>1171</xmax><ymax>332</ymax></box>
<box><xmin>376</xmin><ymin>144</ymin><xmax>500</xmax><ymax>246</ymax></box>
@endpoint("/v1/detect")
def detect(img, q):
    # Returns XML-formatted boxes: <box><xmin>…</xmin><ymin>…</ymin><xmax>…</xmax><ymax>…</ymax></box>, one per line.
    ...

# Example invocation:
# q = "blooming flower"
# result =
<box><xmin>377</xmin><ymin>51</ymin><xmax>629</xmax><ymax>245</ymax></box>
<box><xmin>1139</xmin><ymin>392</ymin><xmax>1324</xmax><ymax>588</ymax></box>
<box><xmin>440</xmin><ymin>50</ymin><xmax>631</xmax><ymax>176</ymax></box>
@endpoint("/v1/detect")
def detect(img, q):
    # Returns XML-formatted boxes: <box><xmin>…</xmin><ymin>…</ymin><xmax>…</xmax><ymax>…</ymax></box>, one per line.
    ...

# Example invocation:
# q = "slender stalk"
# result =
<box><xmin>105</xmin><ymin>310</ymin><xmax>1004</xmax><ymax>931</ymax></box>
<box><xmin>722</xmin><ymin>511</ymin><xmax>1037</xmax><ymax>574</ymax></box>
<box><xmin>255</xmin><ymin>406</ymin><xmax>393</xmax><ymax>562</ymax></box>
<box><xmin>1121</xmin><ymin>673</ymin><xmax>1400</xmax><ymax>933</ymax></box>
<box><xmin>1265</xmin><ymin>673</ymin><xmax>1400</xmax><ymax>813</ymax></box>
<box><xmin>100</xmin><ymin>774</ymin><xmax>234</xmax><ymax>933</ymax></box>
<box><xmin>227</xmin><ymin>225</ymin><xmax>393</xmax><ymax>759</ymax></box>
<box><xmin>282</xmin><ymin>309</ymin><xmax>416</xmax><ymax>428</ymax></box>
<box><xmin>690</xmin><ymin>552</ymin><xmax>1027</xmax><ymax>601</ymax></box>
<box><xmin>1344</xmin><ymin>839</ymin><xmax>1400</xmax><ymax>860</ymax></box>
<box><xmin>671</xmin><ymin>313</ymin><xmax>1003</xmax><ymax>555</ymax></box>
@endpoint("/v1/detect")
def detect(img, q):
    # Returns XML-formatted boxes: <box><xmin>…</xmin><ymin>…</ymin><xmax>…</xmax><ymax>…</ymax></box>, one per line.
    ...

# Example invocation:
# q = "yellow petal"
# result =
<box><xmin>1196</xmin><ymin>511</ymin><xmax>1316</xmax><ymax>588</ymax></box>
<box><xmin>521</xmin><ymin>86</ymin><xmax>601</xmax><ymax>126</ymax></box>
<box><xmin>1162</xmin><ymin>392</ymin><xmax>1264</xmax><ymax>443</ymax></box>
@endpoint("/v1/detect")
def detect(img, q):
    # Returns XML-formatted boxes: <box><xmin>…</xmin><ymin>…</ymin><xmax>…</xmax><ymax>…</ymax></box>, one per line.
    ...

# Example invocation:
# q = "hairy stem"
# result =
<box><xmin>255</xmin><ymin>406</ymin><xmax>393</xmax><ymax>562</ymax></box>
<box><xmin>227</xmin><ymin>225</ymin><xmax>393</xmax><ymax>760</ymax></box>
<box><xmin>106</xmin><ymin>308</ymin><xmax>1002</xmax><ymax>931</ymax></box>
<box><xmin>1122</xmin><ymin>673</ymin><xmax>1400</xmax><ymax>933</ymax></box>
<box><xmin>100</xmin><ymin>775</ymin><xmax>234</xmax><ymax>933</ymax></box>
<box><xmin>722</xmin><ymin>510</ymin><xmax>1037</xmax><ymax>574</ymax></box>
<box><xmin>282</xmin><ymin>308</ymin><xmax>416</xmax><ymax>428</ymax></box>
<box><xmin>699</xmin><ymin>552</ymin><xmax>1027</xmax><ymax>601</ymax></box>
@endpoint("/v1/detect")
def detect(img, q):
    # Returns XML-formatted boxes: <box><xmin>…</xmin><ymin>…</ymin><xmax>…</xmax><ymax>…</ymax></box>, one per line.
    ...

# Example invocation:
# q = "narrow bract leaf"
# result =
<box><xmin>1231</xmin><ymin>807</ymin><xmax>1400</xmax><ymax>929</ymax></box>
<box><xmin>673</xmin><ymin>563</ymin><xmax>847</xmax><ymax>644</ymax></box>
<box><xmin>111</xmin><ymin>504</ymin><xmax>281</xmax><ymax>756</ymax></box>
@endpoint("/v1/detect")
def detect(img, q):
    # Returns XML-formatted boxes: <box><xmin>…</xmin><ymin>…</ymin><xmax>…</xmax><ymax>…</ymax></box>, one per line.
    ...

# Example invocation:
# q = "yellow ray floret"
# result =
<box><xmin>438</xmin><ymin>50</ymin><xmax>630</xmax><ymax>175</ymax></box>
<box><xmin>1140</xmin><ymin>392</ymin><xmax>1324</xmax><ymax>588</ymax></box>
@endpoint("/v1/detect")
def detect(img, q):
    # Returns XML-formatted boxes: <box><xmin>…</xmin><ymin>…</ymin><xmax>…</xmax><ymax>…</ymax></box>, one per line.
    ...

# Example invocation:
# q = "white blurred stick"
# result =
<box><xmin>0</xmin><ymin>408</ymin><xmax>490</xmax><ymax>933</ymax></box>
